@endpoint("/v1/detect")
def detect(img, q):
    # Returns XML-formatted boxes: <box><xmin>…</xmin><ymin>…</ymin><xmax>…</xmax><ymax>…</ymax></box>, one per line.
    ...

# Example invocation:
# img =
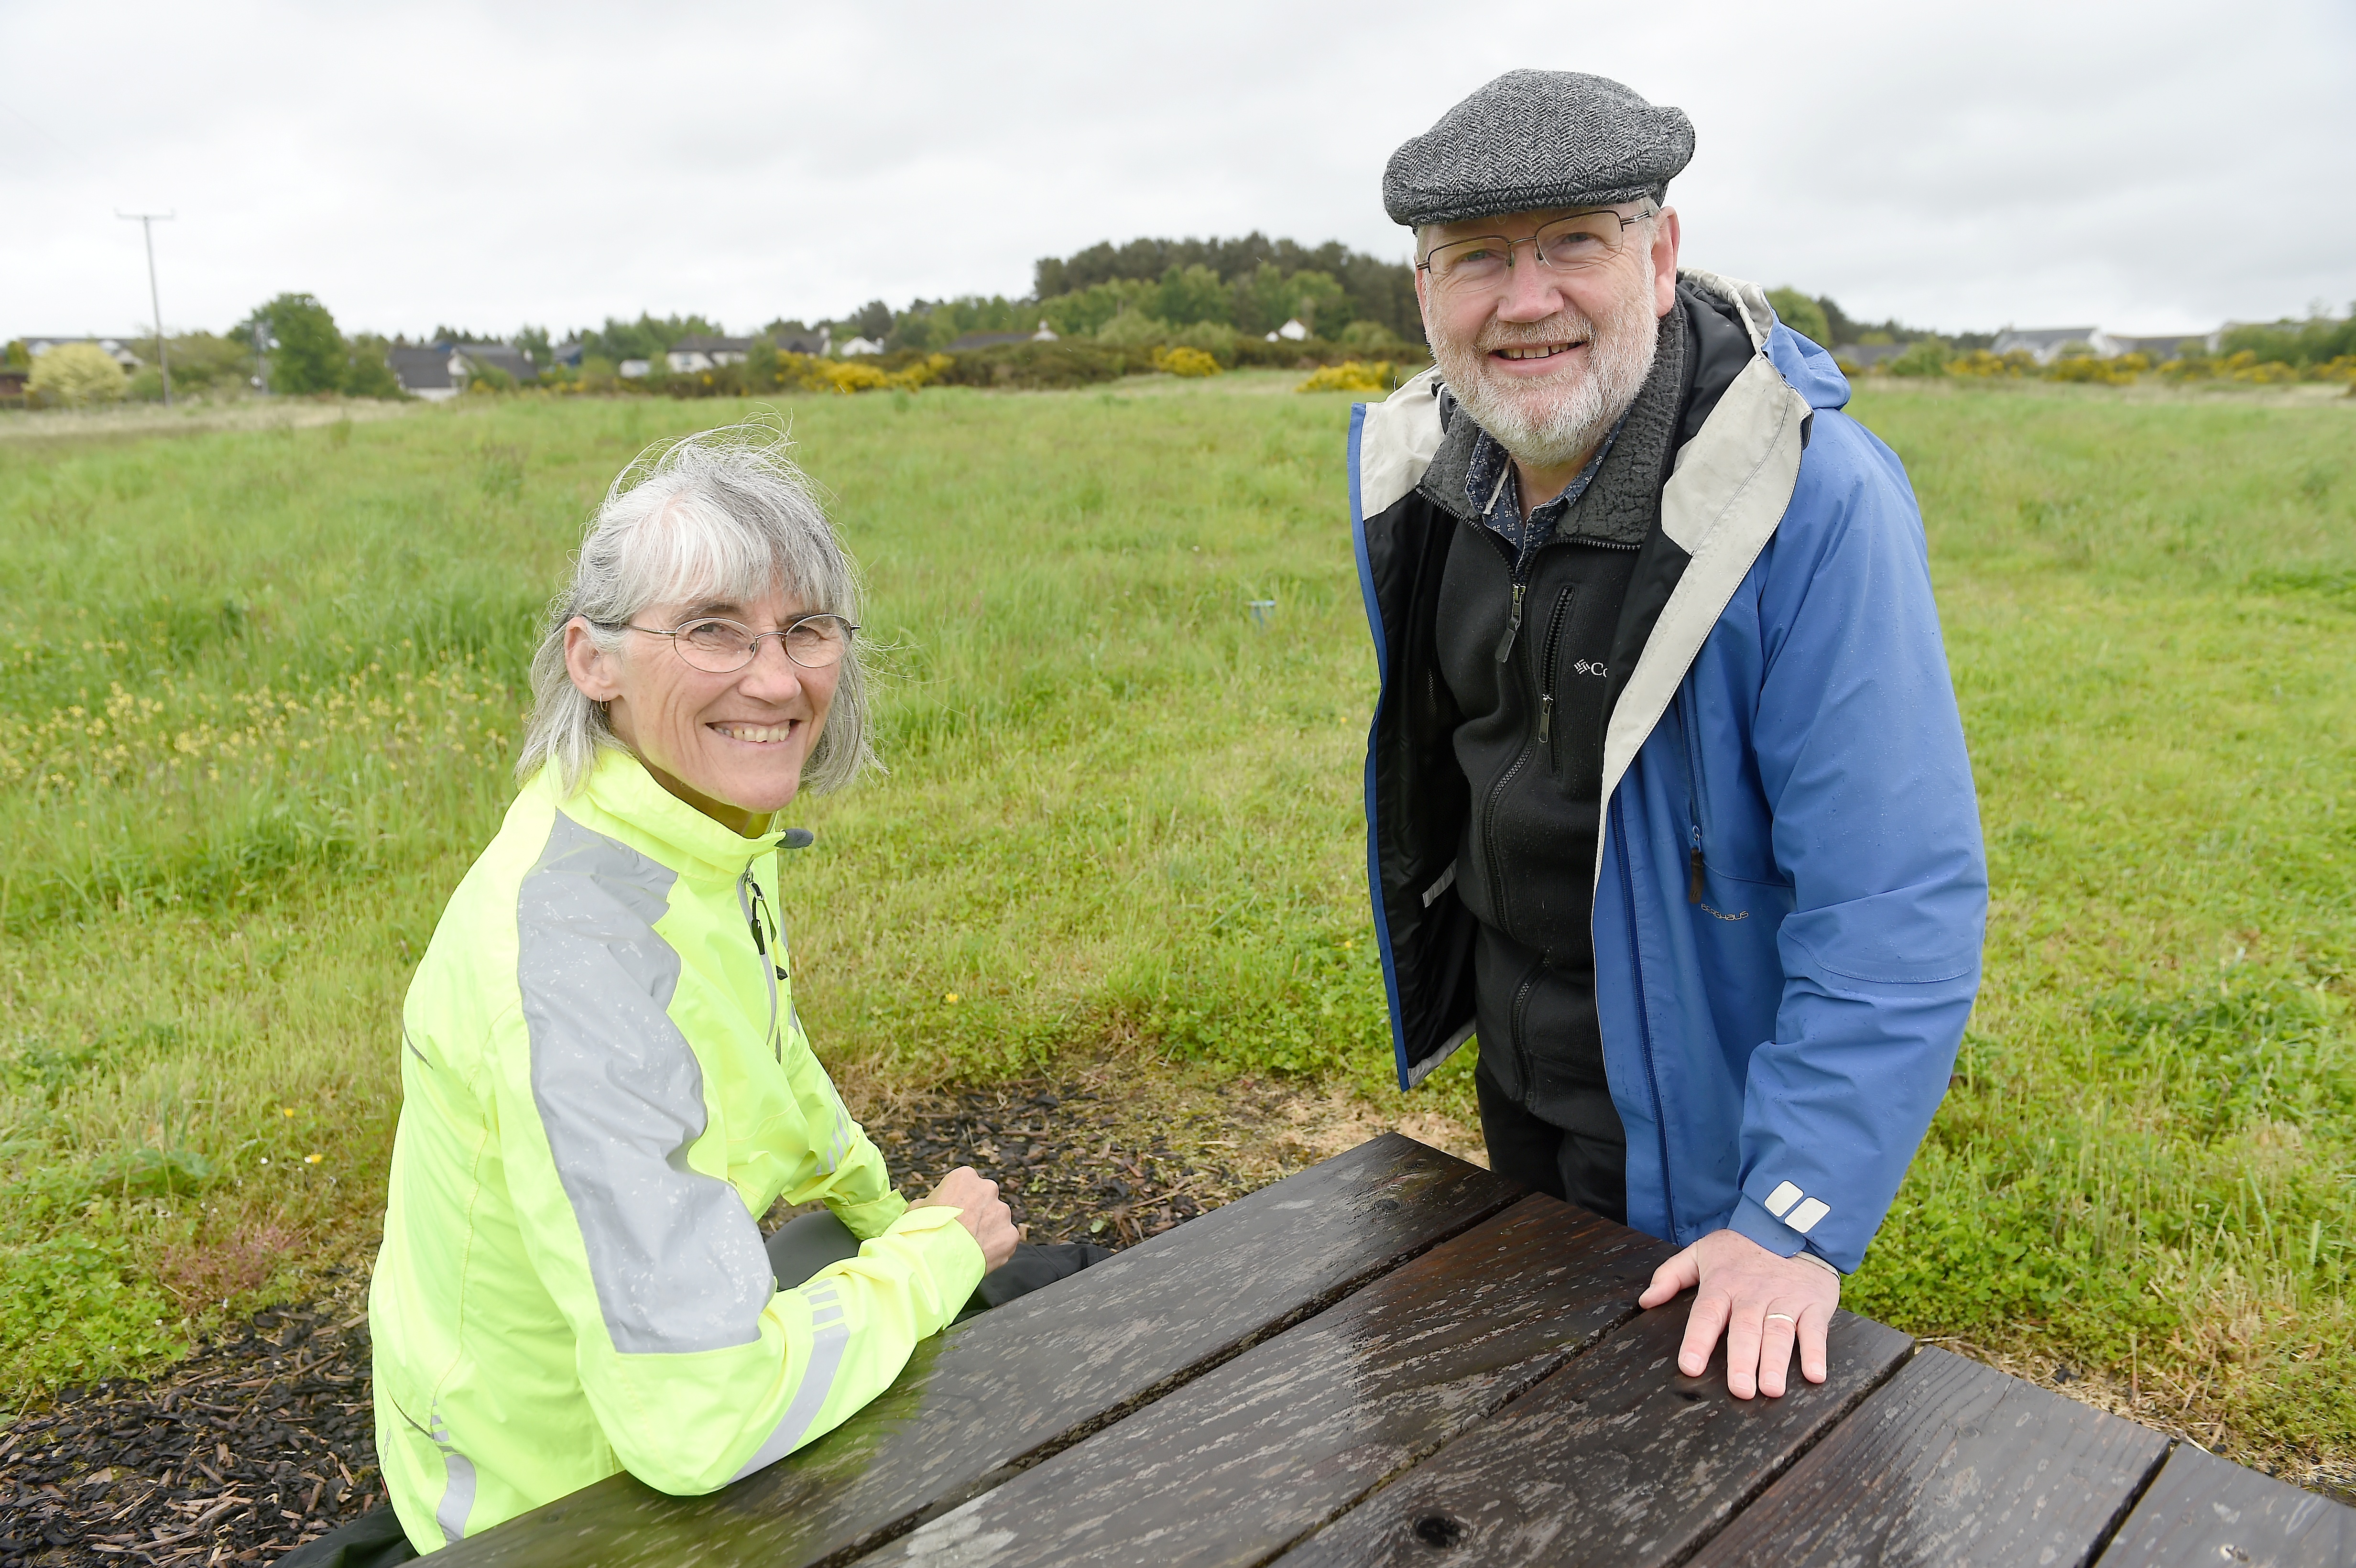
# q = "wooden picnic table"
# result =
<box><xmin>435</xmin><ymin>1135</ymin><xmax>2356</xmax><ymax>1567</ymax></box>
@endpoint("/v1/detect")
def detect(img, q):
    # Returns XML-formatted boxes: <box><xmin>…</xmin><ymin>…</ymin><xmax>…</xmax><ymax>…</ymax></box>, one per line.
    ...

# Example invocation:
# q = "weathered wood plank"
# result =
<box><xmin>862</xmin><ymin>1194</ymin><xmax>1675</xmax><ymax>1568</ymax></box>
<box><xmin>1271</xmin><ymin>1303</ymin><xmax>1912</xmax><ymax>1568</ymax></box>
<box><xmin>1686</xmin><ymin>1346</ymin><xmax>2171</xmax><ymax>1568</ymax></box>
<box><xmin>432</xmin><ymin>1133</ymin><xmax>1518</xmax><ymax>1568</ymax></box>
<box><xmin>2099</xmin><ymin>1442</ymin><xmax>2356</xmax><ymax>1568</ymax></box>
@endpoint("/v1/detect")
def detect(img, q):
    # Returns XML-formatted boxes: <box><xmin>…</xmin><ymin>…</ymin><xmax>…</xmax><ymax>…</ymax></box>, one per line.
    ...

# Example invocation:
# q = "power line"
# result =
<box><xmin>116</xmin><ymin>210</ymin><xmax>175</xmax><ymax>405</ymax></box>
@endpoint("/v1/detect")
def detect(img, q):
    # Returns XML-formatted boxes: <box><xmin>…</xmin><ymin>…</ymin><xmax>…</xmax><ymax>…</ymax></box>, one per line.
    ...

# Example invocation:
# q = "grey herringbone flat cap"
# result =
<box><xmin>1383</xmin><ymin>70</ymin><xmax>1694</xmax><ymax>228</ymax></box>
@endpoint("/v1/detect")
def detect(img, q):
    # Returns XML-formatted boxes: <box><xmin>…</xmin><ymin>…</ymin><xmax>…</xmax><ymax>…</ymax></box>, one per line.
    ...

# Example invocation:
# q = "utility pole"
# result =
<box><xmin>116</xmin><ymin>210</ymin><xmax>175</xmax><ymax>405</ymax></box>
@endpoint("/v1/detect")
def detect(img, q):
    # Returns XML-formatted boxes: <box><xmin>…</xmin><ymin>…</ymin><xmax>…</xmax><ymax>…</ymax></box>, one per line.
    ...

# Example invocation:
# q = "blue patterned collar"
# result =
<box><xmin>1462</xmin><ymin>408</ymin><xmax>1631</xmax><ymax>566</ymax></box>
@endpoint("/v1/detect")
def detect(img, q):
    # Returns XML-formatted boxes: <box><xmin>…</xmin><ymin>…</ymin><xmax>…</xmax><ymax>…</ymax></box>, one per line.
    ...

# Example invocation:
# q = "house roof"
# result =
<box><xmin>455</xmin><ymin>343</ymin><xmax>538</xmax><ymax>380</ymax></box>
<box><xmin>22</xmin><ymin>335</ymin><xmax>144</xmax><ymax>364</ymax></box>
<box><xmin>387</xmin><ymin>346</ymin><xmax>454</xmax><ymax>390</ymax></box>
<box><xmin>1992</xmin><ymin>327</ymin><xmax>2097</xmax><ymax>348</ymax></box>
<box><xmin>2103</xmin><ymin>333</ymin><xmax>2206</xmax><ymax>355</ymax></box>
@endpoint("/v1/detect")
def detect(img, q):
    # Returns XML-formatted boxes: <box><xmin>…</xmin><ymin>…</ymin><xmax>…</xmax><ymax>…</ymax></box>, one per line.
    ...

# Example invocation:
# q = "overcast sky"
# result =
<box><xmin>6</xmin><ymin>0</ymin><xmax>2351</xmax><ymax>344</ymax></box>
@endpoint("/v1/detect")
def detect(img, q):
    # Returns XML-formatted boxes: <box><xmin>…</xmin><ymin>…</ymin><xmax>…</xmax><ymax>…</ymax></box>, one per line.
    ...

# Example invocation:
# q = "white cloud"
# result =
<box><xmin>4</xmin><ymin>0</ymin><xmax>2349</xmax><ymax>341</ymax></box>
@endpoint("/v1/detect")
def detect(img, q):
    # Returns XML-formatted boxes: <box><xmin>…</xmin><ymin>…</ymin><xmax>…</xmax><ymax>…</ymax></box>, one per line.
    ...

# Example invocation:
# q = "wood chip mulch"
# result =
<box><xmin>0</xmin><ymin>1077</ymin><xmax>1274</xmax><ymax>1567</ymax></box>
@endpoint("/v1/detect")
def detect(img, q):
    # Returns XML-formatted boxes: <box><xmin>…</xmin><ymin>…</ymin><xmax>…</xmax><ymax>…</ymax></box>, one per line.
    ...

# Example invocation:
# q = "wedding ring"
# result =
<box><xmin>1764</xmin><ymin>1312</ymin><xmax>1797</xmax><ymax>1324</ymax></box>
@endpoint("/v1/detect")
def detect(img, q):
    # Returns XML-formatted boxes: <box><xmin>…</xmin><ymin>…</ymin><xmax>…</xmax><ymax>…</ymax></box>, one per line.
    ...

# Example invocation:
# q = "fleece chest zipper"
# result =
<box><xmin>736</xmin><ymin>867</ymin><xmax>787</xmax><ymax>1061</ymax></box>
<box><xmin>1535</xmin><ymin>585</ymin><xmax>1576</xmax><ymax>757</ymax></box>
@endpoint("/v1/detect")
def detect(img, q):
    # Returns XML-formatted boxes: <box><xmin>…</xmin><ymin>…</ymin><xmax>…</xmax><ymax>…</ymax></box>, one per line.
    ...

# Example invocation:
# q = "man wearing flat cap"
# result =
<box><xmin>1351</xmin><ymin>70</ymin><xmax>1986</xmax><ymax>1399</ymax></box>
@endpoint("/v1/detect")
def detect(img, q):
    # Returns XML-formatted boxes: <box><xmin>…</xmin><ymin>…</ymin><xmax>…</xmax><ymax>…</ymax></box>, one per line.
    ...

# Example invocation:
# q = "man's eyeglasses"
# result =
<box><xmin>1418</xmin><ymin>207</ymin><xmax>1657</xmax><ymax>296</ymax></box>
<box><xmin>612</xmin><ymin>613</ymin><xmax>859</xmax><ymax>674</ymax></box>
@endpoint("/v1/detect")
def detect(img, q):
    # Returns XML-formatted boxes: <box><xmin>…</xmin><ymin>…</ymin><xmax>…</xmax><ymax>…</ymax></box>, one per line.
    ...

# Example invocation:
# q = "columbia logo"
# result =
<box><xmin>1764</xmin><ymin>1180</ymin><xmax>1831</xmax><ymax>1235</ymax></box>
<box><xmin>1571</xmin><ymin>659</ymin><xmax>1607</xmax><ymax>677</ymax></box>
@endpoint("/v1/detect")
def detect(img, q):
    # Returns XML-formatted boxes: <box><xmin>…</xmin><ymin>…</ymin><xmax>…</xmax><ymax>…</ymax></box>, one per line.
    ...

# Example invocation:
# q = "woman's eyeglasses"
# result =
<box><xmin>614</xmin><ymin>614</ymin><xmax>858</xmax><ymax>674</ymax></box>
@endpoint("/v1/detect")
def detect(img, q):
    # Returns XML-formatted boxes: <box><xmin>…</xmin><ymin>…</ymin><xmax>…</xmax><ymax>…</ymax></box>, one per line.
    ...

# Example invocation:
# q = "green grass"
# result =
<box><xmin>1</xmin><ymin>375</ymin><xmax>2350</xmax><ymax>1475</ymax></box>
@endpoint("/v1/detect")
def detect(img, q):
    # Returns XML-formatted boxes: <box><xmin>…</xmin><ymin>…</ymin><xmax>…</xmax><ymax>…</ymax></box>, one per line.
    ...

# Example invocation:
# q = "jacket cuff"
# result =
<box><xmin>876</xmin><ymin>1204</ymin><xmax>987</xmax><ymax>1321</ymax></box>
<box><xmin>828</xmin><ymin>1187</ymin><xmax>909</xmax><ymax>1242</ymax></box>
<box><xmin>1727</xmin><ymin>1194</ymin><xmax>1845</xmax><ymax>1272</ymax></box>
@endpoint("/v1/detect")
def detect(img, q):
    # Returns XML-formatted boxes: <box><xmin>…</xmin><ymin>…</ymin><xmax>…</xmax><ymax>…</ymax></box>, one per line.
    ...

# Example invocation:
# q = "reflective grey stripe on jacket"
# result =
<box><xmin>727</xmin><ymin>1278</ymin><xmax>851</xmax><ymax>1481</ymax></box>
<box><xmin>516</xmin><ymin>813</ymin><xmax>775</xmax><ymax>1355</ymax></box>
<box><xmin>427</xmin><ymin>1402</ymin><xmax>478</xmax><ymax>1545</ymax></box>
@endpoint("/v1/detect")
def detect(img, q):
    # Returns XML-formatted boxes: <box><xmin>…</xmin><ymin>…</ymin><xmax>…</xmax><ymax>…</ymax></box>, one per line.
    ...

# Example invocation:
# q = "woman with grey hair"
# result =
<box><xmin>329</xmin><ymin>426</ymin><xmax>1081</xmax><ymax>1562</ymax></box>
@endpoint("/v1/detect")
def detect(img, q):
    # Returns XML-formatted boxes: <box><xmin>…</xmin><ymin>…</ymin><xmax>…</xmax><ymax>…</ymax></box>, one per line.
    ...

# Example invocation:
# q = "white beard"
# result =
<box><xmin>1433</xmin><ymin>277</ymin><xmax>1662</xmax><ymax>470</ymax></box>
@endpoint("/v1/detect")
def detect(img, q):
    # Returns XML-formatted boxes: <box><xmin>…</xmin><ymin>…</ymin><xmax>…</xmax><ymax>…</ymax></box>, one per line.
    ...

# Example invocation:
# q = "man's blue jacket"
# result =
<box><xmin>1348</xmin><ymin>270</ymin><xmax>1987</xmax><ymax>1273</ymax></box>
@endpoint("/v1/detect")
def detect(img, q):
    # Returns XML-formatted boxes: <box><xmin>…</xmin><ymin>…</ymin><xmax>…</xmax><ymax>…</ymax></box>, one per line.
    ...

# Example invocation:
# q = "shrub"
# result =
<box><xmin>1153</xmin><ymin>346</ymin><xmax>1222</xmax><ymax>378</ymax></box>
<box><xmin>768</xmin><ymin>351</ymin><xmax>953</xmax><ymax>396</ymax></box>
<box><xmin>250</xmin><ymin>293</ymin><xmax>347</xmax><ymax>395</ymax></box>
<box><xmin>1886</xmin><ymin>338</ymin><xmax>1954</xmax><ymax>378</ymax></box>
<box><xmin>461</xmin><ymin>360</ymin><xmax>516</xmax><ymax>395</ymax></box>
<box><xmin>1096</xmin><ymin>311</ymin><xmax>1174</xmax><ymax>348</ymax></box>
<box><xmin>1947</xmin><ymin>349</ymin><xmax>2037</xmax><ymax>378</ymax></box>
<box><xmin>2222</xmin><ymin>351</ymin><xmax>2302</xmax><ymax>385</ymax></box>
<box><xmin>1297</xmin><ymin>360</ymin><xmax>1392</xmax><ymax>393</ymax></box>
<box><xmin>28</xmin><ymin>342</ymin><xmax>129</xmax><ymax>407</ymax></box>
<box><xmin>1766</xmin><ymin>287</ymin><xmax>1832</xmax><ymax>348</ymax></box>
<box><xmin>343</xmin><ymin>337</ymin><xmax>406</xmax><ymax>399</ymax></box>
<box><xmin>931</xmin><ymin>341</ymin><xmax>1156</xmax><ymax>389</ymax></box>
<box><xmin>1338</xmin><ymin>319</ymin><xmax>1416</xmax><ymax>354</ymax></box>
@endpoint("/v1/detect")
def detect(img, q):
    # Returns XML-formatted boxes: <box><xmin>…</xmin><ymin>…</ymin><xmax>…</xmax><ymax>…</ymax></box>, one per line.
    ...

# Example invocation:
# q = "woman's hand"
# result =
<box><xmin>913</xmin><ymin>1166</ymin><xmax>1018</xmax><ymax>1273</ymax></box>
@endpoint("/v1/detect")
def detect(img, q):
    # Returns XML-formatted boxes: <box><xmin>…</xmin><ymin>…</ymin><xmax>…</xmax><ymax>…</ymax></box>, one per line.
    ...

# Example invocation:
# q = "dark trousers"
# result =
<box><xmin>288</xmin><ymin>1216</ymin><xmax>1108</xmax><ymax>1567</ymax></box>
<box><xmin>1475</xmin><ymin>1052</ymin><xmax>1628</xmax><ymax>1224</ymax></box>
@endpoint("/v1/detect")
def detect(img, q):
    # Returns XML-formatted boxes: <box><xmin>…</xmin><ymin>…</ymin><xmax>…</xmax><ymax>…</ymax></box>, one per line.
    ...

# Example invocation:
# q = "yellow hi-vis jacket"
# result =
<box><xmin>370</xmin><ymin>750</ymin><xmax>982</xmax><ymax>1553</ymax></box>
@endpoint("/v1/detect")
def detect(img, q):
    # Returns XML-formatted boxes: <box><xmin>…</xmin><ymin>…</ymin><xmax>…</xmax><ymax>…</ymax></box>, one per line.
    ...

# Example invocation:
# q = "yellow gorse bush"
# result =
<box><xmin>1946</xmin><ymin>350</ymin><xmax>2040</xmax><ymax>379</ymax></box>
<box><xmin>28</xmin><ymin>343</ymin><xmax>130</xmax><ymax>408</ymax></box>
<box><xmin>778</xmin><ymin>352</ymin><xmax>954</xmax><ymax>395</ymax></box>
<box><xmin>1152</xmin><ymin>346</ymin><xmax>1222</xmax><ymax>379</ymax></box>
<box><xmin>1296</xmin><ymin>360</ymin><xmax>1393</xmax><ymax>393</ymax></box>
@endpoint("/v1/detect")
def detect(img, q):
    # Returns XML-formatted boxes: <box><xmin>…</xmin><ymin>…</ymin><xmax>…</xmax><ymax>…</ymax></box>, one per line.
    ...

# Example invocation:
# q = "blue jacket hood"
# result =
<box><xmin>1765</xmin><ymin>322</ymin><xmax>1854</xmax><ymax>413</ymax></box>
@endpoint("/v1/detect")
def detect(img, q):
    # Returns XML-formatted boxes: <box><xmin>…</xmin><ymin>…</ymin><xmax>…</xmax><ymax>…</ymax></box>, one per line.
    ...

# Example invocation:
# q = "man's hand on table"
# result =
<box><xmin>1638</xmin><ymin>1227</ymin><xmax>1840</xmax><ymax>1400</ymax></box>
<box><xmin>913</xmin><ymin>1166</ymin><xmax>1019</xmax><ymax>1272</ymax></box>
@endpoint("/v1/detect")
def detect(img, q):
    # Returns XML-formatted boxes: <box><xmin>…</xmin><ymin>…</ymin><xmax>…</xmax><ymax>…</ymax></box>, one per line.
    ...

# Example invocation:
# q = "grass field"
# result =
<box><xmin>1</xmin><ymin>374</ymin><xmax>2350</xmax><ymax>1481</ymax></box>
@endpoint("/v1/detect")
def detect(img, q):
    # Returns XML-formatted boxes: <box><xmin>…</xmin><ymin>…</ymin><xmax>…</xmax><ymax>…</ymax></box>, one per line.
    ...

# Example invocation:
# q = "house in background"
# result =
<box><xmin>386</xmin><ymin>342</ymin><xmax>538</xmax><ymax>399</ymax></box>
<box><xmin>22</xmin><ymin>335</ymin><xmax>145</xmax><ymax>370</ymax></box>
<box><xmin>550</xmin><ymin>341</ymin><xmax>585</xmax><ymax>369</ymax></box>
<box><xmin>838</xmin><ymin>336</ymin><xmax>885</xmax><ymax>357</ymax></box>
<box><xmin>946</xmin><ymin>330</ymin><xmax>1032</xmax><ymax>352</ymax></box>
<box><xmin>1264</xmin><ymin>318</ymin><xmax>1310</xmax><ymax>343</ymax></box>
<box><xmin>667</xmin><ymin>335</ymin><xmax>752</xmax><ymax>373</ymax></box>
<box><xmin>454</xmin><ymin>342</ymin><xmax>538</xmax><ymax>383</ymax></box>
<box><xmin>388</xmin><ymin>347</ymin><xmax>459</xmax><ymax>401</ymax></box>
<box><xmin>619</xmin><ymin>359</ymin><xmax>652</xmax><ymax>378</ymax></box>
<box><xmin>1990</xmin><ymin>327</ymin><xmax>2099</xmax><ymax>364</ymax></box>
<box><xmin>774</xmin><ymin>328</ymin><xmax>830</xmax><ymax>357</ymax></box>
<box><xmin>2091</xmin><ymin>329</ymin><xmax>2220</xmax><ymax>360</ymax></box>
<box><xmin>0</xmin><ymin>363</ymin><xmax>29</xmax><ymax>399</ymax></box>
<box><xmin>1032</xmin><ymin>320</ymin><xmax>1058</xmax><ymax>342</ymax></box>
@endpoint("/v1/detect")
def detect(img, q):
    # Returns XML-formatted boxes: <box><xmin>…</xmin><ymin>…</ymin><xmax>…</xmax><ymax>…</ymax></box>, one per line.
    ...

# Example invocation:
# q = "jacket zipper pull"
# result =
<box><xmin>1688</xmin><ymin>825</ymin><xmax>1706</xmax><ymax>904</ymax></box>
<box><xmin>1538</xmin><ymin>692</ymin><xmax>1554</xmax><ymax>743</ymax></box>
<box><xmin>1494</xmin><ymin>581</ymin><xmax>1527</xmax><ymax>663</ymax></box>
